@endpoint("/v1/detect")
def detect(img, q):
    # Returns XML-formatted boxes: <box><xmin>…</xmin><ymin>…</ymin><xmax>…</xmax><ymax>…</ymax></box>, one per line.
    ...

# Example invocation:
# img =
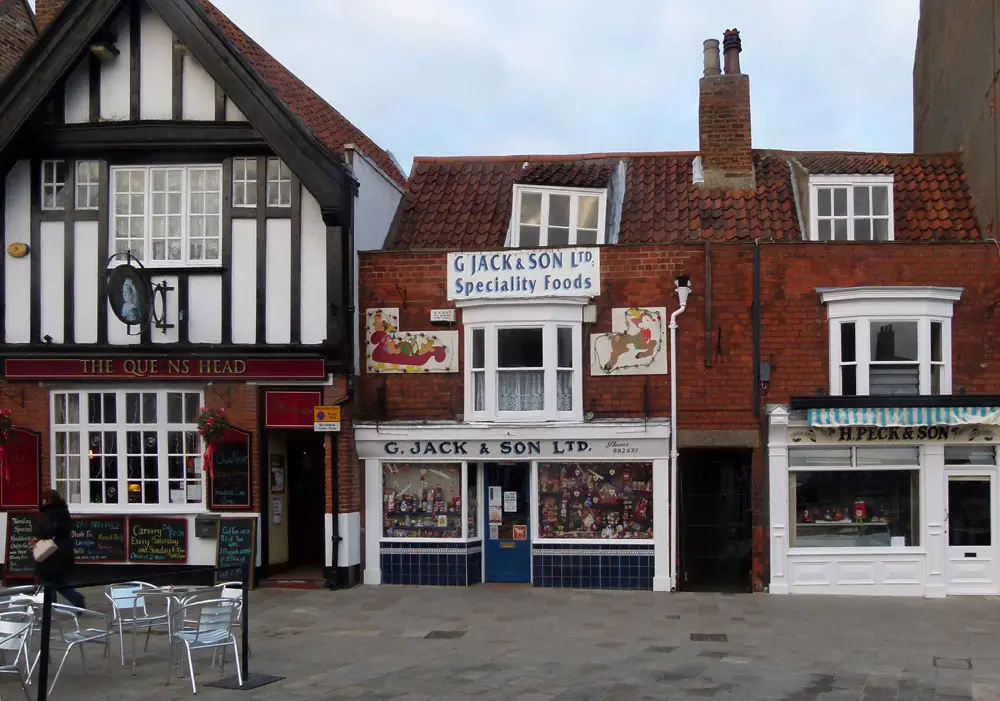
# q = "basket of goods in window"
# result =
<box><xmin>0</xmin><ymin>409</ymin><xmax>13</xmax><ymax>482</ymax></box>
<box><xmin>196</xmin><ymin>407</ymin><xmax>230</xmax><ymax>479</ymax></box>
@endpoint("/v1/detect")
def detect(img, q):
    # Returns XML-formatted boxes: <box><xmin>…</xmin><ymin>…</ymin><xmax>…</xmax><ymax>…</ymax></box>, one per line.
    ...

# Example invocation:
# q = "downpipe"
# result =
<box><xmin>669</xmin><ymin>276</ymin><xmax>692</xmax><ymax>592</ymax></box>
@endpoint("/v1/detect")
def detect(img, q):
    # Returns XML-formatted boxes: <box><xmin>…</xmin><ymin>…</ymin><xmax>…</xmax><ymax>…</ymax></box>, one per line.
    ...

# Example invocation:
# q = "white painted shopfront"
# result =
<box><xmin>768</xmin><ymin>405</ymin><xmax>1000</xmax><ymax>597</ymax></box>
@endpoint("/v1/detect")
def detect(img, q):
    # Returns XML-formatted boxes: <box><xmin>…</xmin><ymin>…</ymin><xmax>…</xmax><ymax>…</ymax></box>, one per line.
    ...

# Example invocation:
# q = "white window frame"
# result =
<box><xmin>820</xmin><ymin>286</ymin><xmax>962</xmax><ymax>397</ymax></box>
<box><xmin>380</xmin><ymin>460</ymin><xmax>482</xmax><ymax>544</ymax></box>
<box><xmin>75</xmin><ymin>160</ymin><xmax>100</xmax><ymax>211</ymax></box>
<box><xmin>808</xmin><ymin>174</ymin><xmax>894</xmax><ymax>242</ymax></box>
<box><xmin>508</xmin><ymin>184</ymin><xmax>607</xmax><ymax>248</ymax></box>
<box><xmin>462</xmin><ymin>300</ymin><xmax>584</xmax><ymax>423</ymax></box>
<box><xmin>232</xmin><ymin>157</ymin><xmax>258</xmax><ymax>209</ymax></box>
<box><xmin>50</xmin><ymin>388</ymin><xmax>206</xmax><ymax>514</ymax></box>
<box><xmin>41</xmin><ymin>160</ymin><xmax>67</xmax><ymax>211</ymax></box>
<box><xmin>109</xmin><ymin>164</ymin><xmax>223</xmax><ymax>267</ymax></box>
<box><xmin>265</xmin><ymin>158</ymin><xmax>292</xmax><ymax>208</ymax></box>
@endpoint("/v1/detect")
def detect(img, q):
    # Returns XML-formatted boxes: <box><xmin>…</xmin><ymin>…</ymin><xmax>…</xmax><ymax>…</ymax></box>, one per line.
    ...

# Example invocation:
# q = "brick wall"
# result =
<box><xmin>698</xmin><ymin>72</ymin><xmax>753</xmax><ymax>188</ymax></box>
<box><xmin>358</xmin><ymin>242</ymin><xmax>1000</xmax><ymax>425</ymax></box>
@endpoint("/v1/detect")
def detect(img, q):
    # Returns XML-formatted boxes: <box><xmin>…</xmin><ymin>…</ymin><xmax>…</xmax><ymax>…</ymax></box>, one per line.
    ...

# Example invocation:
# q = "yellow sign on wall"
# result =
<box><xmin>313</xmin><ymin>405</ymin><xmax>341</xmax><ymax>432</ymax></box>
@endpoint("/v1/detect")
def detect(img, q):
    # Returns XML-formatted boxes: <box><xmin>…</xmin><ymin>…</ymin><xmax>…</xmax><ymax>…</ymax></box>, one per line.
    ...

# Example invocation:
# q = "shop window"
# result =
<box><xmin>820</xmin><ymin>287</ymin><xmax>961</xmax><ymax>396</ymax></box>
<box><xmin>232</xmin><ymin>157</ymin><xmax>257</xmax><ymax>208</ymax></box>
<box><xmin>266</xmin><ymin>158</ymin><xmax>292</xmax><ymax>207</ymax></box>
<box><xmin>537</xmin><ymin>462</ymin><xmax>653</xmax><ymax>539</ymax></box>
<box><xmin>382</xmin><ymin>463</ymin><xmax>463</xmax><ymax>538</ymax></box>
<box><xmin>50</xmin><ymin>390</ymin><xmax>204</xmax><ymax>510</ymax></box>
<box><xmin>509</xmin><ymin>185</ymin><xmax>606</xmax><ymax>248</ymax></box>
<box><xmin>788</xmin><ymin>446</ymin><xmax>920</xmax><ymax>548</ymax></box>
<box><xmin>808</xmin><ymin>176</ymin><xmax>893</xmax><ymax>241</ymax></box>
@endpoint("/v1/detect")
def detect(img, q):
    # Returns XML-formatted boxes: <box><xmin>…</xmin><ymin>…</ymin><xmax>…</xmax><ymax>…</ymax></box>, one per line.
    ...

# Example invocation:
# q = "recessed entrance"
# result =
<box><xmin>484</xmin><ymin>462</ymin><xmax>531</xmax><ymax>583</ymax></box>
<box><xmin>678</xmin><ymin>448</ymin><xmax>753</xmax><ymax>592</ymax></box>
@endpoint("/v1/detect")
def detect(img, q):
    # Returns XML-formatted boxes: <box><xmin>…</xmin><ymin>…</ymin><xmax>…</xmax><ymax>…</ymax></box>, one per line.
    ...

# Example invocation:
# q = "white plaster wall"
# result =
<box><xmin>265</xmin><ymin>219</ymin><xmax>291</xmax><ymax>344</ymax></box>
<box><xmin>64</xmin><ymin>59</ymin><xmax>90</xmax><ymax>124</ymax></box>
<box><xmin>139</xmin><ymin>3</ymin><xmax>173</xmax><ymax>120</ymax></box>
<box><xmin>74</xmin><ymin>222</ymin><xmax>99</xmax><ymax>344</ymax></box>
<box><xmin>39</xmin><ymin>221</ymin><xmax>65</xmax><ymax>344</ymax></box>
<box><xmin>187</xmin><ymin>275</ymin><xmax>223</xmax><ymax>343</ymax></box>
<box><xmin>100</xmin><ymin>10</ymin><xmax>131</xmax><ymax>121</ymax></box>
<box><xmin>149</xmin><ymin>275</ymin><xmax>179</xmax><ymax>344</ymax></box>
<box><xmin>181</xmin><ymin>53</ymin><xmax>215</xmax><ymax>121</ymax></box>
<box><xmin>4</xmin><ymin>160</ymin><xmax>30</xmax><ymax>343</ymax></box>
<box><xmin>336</xmin><ymin>512</ymin><xmax>362</xmax><ymax>568</ymax></box>
<box><xmin>225</xmin><ymin>99</ymin><xmax>246</xmax><ymax>122</ymax></box>
<box><xmin>230</xmin><ymin>219</ymin><xmax>257</xmax><ymax>343</ymax></box>
<box><xmin>300</xmin><ymin>187</ymin><xmax>326</xmax><ymax>345</ymax></box>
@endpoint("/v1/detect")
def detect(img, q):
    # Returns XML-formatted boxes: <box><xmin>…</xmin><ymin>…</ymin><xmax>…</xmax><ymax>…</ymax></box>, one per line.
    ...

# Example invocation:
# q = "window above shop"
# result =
<box><xmin>508</xmin><ymin>185</ymin><xmax>607</xmax><ymax>248</ymax></box>
<box><xmin>808</xmin><ymin>175</ymin><xmax>894</xmax><ymax>241</ymax></box>
<box><xmin>463</xmin><ymin>301</ymin><xmax>583</xmax><ymax>422</ymax></box>
<box><xmin>819</xmin><ymin>286</ymin><xmax>962</xmax><ymax>397</ymax></box>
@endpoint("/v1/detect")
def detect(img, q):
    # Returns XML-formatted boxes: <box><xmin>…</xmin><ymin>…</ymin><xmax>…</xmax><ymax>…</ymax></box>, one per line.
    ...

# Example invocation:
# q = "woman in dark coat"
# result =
<box><xmin>33</xmin><ymin>489</ymin><xmax>85</xmax><ymax>609</ymax></box>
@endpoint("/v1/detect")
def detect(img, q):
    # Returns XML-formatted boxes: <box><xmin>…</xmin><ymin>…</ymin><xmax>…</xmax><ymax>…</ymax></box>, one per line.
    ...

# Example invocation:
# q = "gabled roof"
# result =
<box><xmin>0</xmin><ymin>0</ymin><xmax>37</xmax><ymax>79</ymax></box>
<box><xmin>195</xmin><ymin>0</ymin><xmax>406</xmax><ymax>187</ymax></box>
<box><xmin>386</xmin><ymin>150</ymin><xmax>980</xmax><ymax>250</ymax></box>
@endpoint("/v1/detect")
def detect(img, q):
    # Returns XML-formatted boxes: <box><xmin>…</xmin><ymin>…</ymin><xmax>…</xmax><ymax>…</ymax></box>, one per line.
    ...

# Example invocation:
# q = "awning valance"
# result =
<box><xmin>807</xmin><ymin>406</ymin><xmax>1000</xmax><ymax>428</ymax></box>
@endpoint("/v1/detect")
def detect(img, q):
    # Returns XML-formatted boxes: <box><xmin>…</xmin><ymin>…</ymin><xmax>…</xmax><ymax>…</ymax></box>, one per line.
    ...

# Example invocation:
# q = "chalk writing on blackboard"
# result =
<box><xmin>72</xmin><ymin>517</ymin><xmax>127</xmax><ymax>562</ymax></box>
<box><xmin>216</xmin><ymin>518</ymin><xmax>255</xmax><ymax>584</ymax></box>
<box><xmin>128</xmin><ymin>518</ymin><xmax>187</xmax><ymax>563</ymax></box>
<box><xmin>4</xmin><ymin>512</ymin><xmax>39</xmax><ymax>580</ymax></box>
<box><xmin>211</xmin><ymin>435</ymin><xmax>251</xmax><ymax>508</ymax></box>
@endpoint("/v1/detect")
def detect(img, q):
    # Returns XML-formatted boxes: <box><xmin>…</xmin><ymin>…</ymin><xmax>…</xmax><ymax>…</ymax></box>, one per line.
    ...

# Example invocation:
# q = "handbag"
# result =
<box><xmin>32</xmin><ymin>539</ymin><xmax>57</xmax><ymax>562</ymax></box>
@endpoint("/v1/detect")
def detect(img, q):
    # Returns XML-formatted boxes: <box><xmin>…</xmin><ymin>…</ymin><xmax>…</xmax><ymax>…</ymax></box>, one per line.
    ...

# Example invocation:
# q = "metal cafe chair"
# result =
<box><xmin>45</xmin><ymin>604</ymin><xmax>115</xmax><ymax>697</ymax></box>
<box><xmin>104</xmin><ymin>581</ymin><xmax>169</xmax><ymax>666</ymax></box>
<box><xmin>166</xmin><ymin>598</ymin><xmax>243</xmax><ymax>694</ymax></box>
<box><xmin>0</xmin><ymin>594</ymin><xmax>44</xmax><ymax>682</ymax></box>
<box><xmin>215</xmin><ymin>582</ymin><xmax>249</xmax><ymax>663</ymax></box>
<box><xmin>0</xmin><ymin>611</ymin><xmax>34</xmax><ymax>701</ymax></box>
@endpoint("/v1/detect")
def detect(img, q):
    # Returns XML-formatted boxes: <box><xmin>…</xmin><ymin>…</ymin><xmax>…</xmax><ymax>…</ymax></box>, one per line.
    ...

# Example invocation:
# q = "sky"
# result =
<box><xmin>41</xmin><ymin>0</ymin><xmax>923</xmax><ymax>173</ymax></box>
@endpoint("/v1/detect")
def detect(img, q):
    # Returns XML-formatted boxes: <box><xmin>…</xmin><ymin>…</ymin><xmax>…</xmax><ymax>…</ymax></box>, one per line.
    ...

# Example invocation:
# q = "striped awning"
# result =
<box><xmin>807</xmin><ymin>406</ymin><xmax>1000</xmax><ymax>428</ymax></box>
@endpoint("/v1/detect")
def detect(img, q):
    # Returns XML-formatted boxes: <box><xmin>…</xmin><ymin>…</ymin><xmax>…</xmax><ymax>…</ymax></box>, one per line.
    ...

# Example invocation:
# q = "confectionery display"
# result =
<box><xmin>383</xmin><ymin>463</ymin><xmax>462</xmax><ymax>538</ymax></box>
<box><xmin>537</xmin><ymin>462</ymin><xmax>652</xmax><ymax>539</ymax></box>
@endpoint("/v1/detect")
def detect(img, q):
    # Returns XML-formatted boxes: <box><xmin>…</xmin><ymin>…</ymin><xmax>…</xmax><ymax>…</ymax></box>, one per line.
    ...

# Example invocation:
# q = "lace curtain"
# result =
<box><xmin>498</xmin><ymin>370</ymin><xmax>544</xmax><ymax>411</ymax></box>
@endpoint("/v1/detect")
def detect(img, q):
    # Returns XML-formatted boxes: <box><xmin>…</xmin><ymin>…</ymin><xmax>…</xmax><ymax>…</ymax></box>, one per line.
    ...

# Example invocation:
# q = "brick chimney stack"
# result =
<box><xmin>34</xmin><ymin>0</ymin><xmax>68</xmax><ymax>32</ymax></box>
<box><xmin>698</xmin><ymin>29</ymin><xmax>754</xmax><ymax>189</ymax></box>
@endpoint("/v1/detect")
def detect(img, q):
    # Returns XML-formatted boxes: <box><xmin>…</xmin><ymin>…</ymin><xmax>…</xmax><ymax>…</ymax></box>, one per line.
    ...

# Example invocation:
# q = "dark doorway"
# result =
<box><xmin>678</xmin><ymin>448</ymin><xmax>753</xmax><ymax>592</ymax></box>
<box><xmin>287</xmin><ymin>438</ymin><xmax>326</xmax><ymax>568</ymax></box>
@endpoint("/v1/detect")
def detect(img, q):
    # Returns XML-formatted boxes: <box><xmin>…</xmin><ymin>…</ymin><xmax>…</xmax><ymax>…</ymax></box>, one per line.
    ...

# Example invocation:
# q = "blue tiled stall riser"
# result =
<box><xmin>381</xmin><ymin>542</ymin><xmax>483</xmax><ymax>586</ymax></box>
<box><xmin>532</xmin><ymin>544</ymin><xmax>654</xmax><ymax>590</ymax></box>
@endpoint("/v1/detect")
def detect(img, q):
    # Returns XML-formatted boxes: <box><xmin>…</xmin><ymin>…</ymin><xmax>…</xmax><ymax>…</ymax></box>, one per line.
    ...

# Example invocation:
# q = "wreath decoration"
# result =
<box><xmin>196</xmin><ymin>407</ymin><xmax>230</xmax><ymax>479</ymax></box>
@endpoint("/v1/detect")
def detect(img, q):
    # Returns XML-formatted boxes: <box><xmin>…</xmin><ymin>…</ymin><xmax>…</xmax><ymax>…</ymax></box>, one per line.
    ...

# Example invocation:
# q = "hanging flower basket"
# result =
<box><xmin>196</xmin><ymin>407</ymin><xmax>230</xmax><ymax>479</ymax></box>
<box><xmin>0</xmin><ymin>409</ymin><xmax>13</xmax><ymax>482</ymax></box>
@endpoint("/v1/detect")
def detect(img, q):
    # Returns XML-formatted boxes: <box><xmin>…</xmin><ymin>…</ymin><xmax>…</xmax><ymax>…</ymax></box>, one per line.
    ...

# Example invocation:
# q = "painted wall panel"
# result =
<box><xmin>4</xmin><ymin>161</ymin><xmax>30</xmax><ymax>343</ymax></box>
<box><xmin>300</xmin><ymin>187</ymin><xmax>326</xmax><ymax>344</ymax></box>
<box><xmin>265</xmin><ymin>219</ymin><xmax>292</xmax><ymax>344</ymax></box>
<box><xmin>100</xmin><ymin>10</ymin><xmax>131</xmax><ymax>121</ymax></box>
<box><xmin>231</xmin><ymin>219</ymin><xmax>257</xmax><ymax>343</ymax></box>
<box><xmin>188</xmin><ymin>275</ymin><xmax>223</xmax><ymax>343</ymax></box>
<box><xmin>149</xmin><ymin>275</ymin><xmax>179</xmax><ymax>344</ymax></box>
<box><xmin>225</xmin><ymin>99</ymin><xmax>247</xmax><ymax>122</ymax></box>
<box><xmin>139</xmin><ymin>4</ymin><xmax>173</xmax><ymax>120</ymax></box>
<box><xmin>64</xmin><ymin>59</ymin><xmax>90</xmax><ymax>124</ymax></box>
<box><xmin>74</xmin><ymin>222</ymin><xmax>99</xmax><ymax>344</ymax></box>
<box><xmin>182</xmin><ymin>54</ymin><xmax>216</xmax><ymax>120</ymax></box>
<box><xmin>39</xmin><ymin>222</ymin><xmax>65</xmax><ymax>344</ymax></box>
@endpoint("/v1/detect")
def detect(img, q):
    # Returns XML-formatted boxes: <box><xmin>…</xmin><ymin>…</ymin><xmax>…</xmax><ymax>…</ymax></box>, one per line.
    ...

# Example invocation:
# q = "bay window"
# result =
<box><xmin>820</xmin><ymin>287</ymin><xmax>962</xmax><ymax>396</ymax></box>
<box><xmin>51</xmin><ymin>390</ymin><xmax>204</xmax><ymax>510</ymax></box>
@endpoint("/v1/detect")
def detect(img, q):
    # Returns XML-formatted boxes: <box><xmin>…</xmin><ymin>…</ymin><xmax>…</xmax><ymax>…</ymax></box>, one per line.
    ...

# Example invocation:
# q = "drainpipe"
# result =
<box><xmin>669</xmin><ymin>276</ymin><xmax>692</xmax><ymax>591</ymax></box>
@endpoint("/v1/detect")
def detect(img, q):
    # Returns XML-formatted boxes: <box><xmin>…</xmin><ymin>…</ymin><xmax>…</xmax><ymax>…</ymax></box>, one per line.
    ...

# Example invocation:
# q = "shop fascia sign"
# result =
<box><xmin>4</xmin><ymin>357</ymin><xmax>326</xmax><ymax>380</ymax></box>
<box><xmin>381</xmin><ymin>437</ymin><xmax>643</xmax><ymax>459</ymax></box>
<box><xmin>446</xmin><ymin>247</ymin><xmax>600</xmax><ymax>301</ymax></box>
<box><xmin>789</xmin><ymin>424</ymin><xmax>997</xmax><ymax>444</ymax></box>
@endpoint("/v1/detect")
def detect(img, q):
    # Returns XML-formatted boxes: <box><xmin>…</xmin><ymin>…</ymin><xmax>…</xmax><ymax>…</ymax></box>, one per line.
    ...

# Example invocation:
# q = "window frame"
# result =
<box><xmin>379</xmin><ymin>461</ymin><xmax>483</xmax><ymax>544</ymax></box>
<box><xmin>462</xmin><ymin>301</ymin><xmax>584</xmax><ymax>423</ymax></box>
<box><xmin>265</xmin><ymin>158</ymin><xmax>292</xmax><ymax>208</ymax></box>
<box><xmin>49</xmin><ymin>388</ymin><xmax>206</xmax><ymax>514</ymax></box>
<box><xmin>232</xmin><ymin>157</ymin><xmax>258</xmax><ymax>209</ymax></box>
<box><xmin>109</xmin><ymin>164</ymin><xmax>223</xmax><ymax>267</ymax></box>
<box><xmin>75</xmin><ymin>160</ymin><xmax>100</xmax><ymax>211</ymax></box>
<box><xmin>820</xmin><ymin>287</ymin><xmax>962</xmax><ymax>397</ymax></box>
<box><xmin>508</xmin><ymin>184</ymin><xmax>607</xmax><ymax>248</ymax></box>
<box><xmin>41</xmin><ymin>159</ymin><xmax>68</xmax><ymax>211</ymax></box>
<box><xmin>808</xmin><ymin>174</ymin><xmax>895</xmax><ymax>242</ymax></box>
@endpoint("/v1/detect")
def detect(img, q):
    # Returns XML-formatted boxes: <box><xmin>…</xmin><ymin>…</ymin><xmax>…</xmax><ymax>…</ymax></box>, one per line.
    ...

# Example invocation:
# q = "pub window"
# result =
<box><xmin>51</xmin><ymin>390</ymin><xmax>204</xmax><ymax>510</ymax></box>
<box><xmin>75</xmin><ymin>161</ymin><xmax>100</xmax><ymax>211</ymax></box>
<box><xmin>232</xmin><ymin>157</ymin><xmax>257</xmax><ymax>208</ymax></box>
<box><xmin>41</xmin><ymin>160</ymin><xmax>67</xmax><ymax>211</ymax></box>
<box><xmin>266</xmin><ymin>158</ymin><xmax>292</xmax><ymax>207</ymax></box>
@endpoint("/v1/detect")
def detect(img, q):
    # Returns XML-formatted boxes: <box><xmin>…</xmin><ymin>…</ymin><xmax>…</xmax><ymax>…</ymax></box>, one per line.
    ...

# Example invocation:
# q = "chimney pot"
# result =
<box><xmin>723</xmin><ymin>28</ymin><xmax>742</xmax><ymax>74</ymax></box>
<box><xmin>703</xmin><ymin>39</ymin><xmax>721</xmax><ymax>77</ymax></box>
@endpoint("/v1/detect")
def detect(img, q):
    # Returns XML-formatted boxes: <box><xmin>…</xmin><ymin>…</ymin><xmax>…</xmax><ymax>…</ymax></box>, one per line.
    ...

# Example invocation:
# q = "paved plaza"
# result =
<box><xmin>24</xmin><ymin>584</ymin><xmax>1000</xmax><ymax>701</ymax></box>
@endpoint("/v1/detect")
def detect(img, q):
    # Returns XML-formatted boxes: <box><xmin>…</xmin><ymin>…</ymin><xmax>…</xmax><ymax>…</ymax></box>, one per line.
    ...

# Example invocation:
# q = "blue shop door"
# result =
<box><xmin>484</xmin><ymin>463</ymin><xmax>531</xmax><ymax>583</ymax></box>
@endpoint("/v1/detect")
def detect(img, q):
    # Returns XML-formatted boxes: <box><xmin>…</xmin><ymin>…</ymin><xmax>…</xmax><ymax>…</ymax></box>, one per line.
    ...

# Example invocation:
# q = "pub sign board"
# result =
<box><xmin>4</xmin><ymin>357</ymin><xmax>326</xmax><ymax>380</ymax></box>
<box><xmin>0</xmin><ymin>428</ymin><xmax>40</xmax><ymax>510</ymax></box>
<box><xmin>264</xmin><ymin>391</ymin><xmax>322</xmax><ymax>428</ymax></box>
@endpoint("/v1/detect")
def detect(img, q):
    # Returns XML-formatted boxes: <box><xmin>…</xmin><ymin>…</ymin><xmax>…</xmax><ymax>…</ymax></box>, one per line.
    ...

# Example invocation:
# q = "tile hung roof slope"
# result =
<box><xmin>387</xmin><ymin>150</ymin><xmax>979</xmax><ymax>249</ymax></box>
<box><xmin>195</xmin><ymin>0</ymin><xmax>407</xmax><ymax>188</ymax></box>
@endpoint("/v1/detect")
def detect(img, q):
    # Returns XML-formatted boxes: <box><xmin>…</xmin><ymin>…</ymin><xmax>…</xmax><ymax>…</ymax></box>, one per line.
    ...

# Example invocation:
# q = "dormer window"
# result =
<box><xmin>808</xmin><ymin>175</ymin><xmax>894</xmax><ymax>242</ymax></box>
<box><xmin>511</xmin><ymin>185</ymin><xmax>606</xmax><ymax>248</ymax></box>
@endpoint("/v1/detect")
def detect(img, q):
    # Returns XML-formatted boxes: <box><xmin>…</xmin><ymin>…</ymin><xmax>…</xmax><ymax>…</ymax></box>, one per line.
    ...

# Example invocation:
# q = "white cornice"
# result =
<box><xmin>817</xmin><ymin>286</ymin><xmax>963</xmax><ymax>305</ymax></box>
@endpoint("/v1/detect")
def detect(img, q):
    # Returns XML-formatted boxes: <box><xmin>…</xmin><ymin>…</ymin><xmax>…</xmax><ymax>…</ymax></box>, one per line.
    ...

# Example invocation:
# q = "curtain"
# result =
<box><xmin>498</xmin><ymin>370</ymin><xmax>544</xmax><ymax>411</ymax></box>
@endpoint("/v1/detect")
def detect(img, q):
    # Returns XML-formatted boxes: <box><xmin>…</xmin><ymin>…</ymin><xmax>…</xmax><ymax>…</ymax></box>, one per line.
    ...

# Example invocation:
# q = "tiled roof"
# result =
<box><xmin>0</xmin><ymin>0</ymin><xmax>37</xmax><ymax>79</ymax></box>
<box><xmin>517</xmin><ymin>160</ymin><xmax>616</xmax><ymax>189</ymax></box>
<box><xmin>387</xmin><ymin>150</ymin><xmax>980</xmax><ymax>249</ymax></box>
<box><xmin>195</xmin><ymin>0</ymin><xmax>406</xmax><ymax>187</ymax></box>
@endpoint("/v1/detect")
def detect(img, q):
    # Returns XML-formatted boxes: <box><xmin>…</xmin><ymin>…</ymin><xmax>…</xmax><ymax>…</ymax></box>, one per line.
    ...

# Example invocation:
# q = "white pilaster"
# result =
<box><xmin>363</xmin><ymin>459</ymin><xmax>383</xmax><ymax>585</ymax></box>
<box><xmin>653</xmin><ymin>457</ymin><xmax>671</xmax><ymax>591</ymax></box>
<box><xmin>768</xmin><ymin>407</ymin><xmax>790</xmax><ymax>594</ymax></box>
<box><xmin>924</xmin><ymin>444</ymin><xmax>946</xmax><ymax>598</ymax></box>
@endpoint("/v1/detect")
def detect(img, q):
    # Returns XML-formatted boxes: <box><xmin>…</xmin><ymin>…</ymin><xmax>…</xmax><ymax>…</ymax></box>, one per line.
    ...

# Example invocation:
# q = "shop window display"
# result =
<box><xmin>383</xmin><ymin>463</ymin><xmax>462</xmax><ymax>538</ymax></box>
<box><xmin>537</xmin><ymin>462</ymin><xmax>652</xmax><ymax>539</ymax></box>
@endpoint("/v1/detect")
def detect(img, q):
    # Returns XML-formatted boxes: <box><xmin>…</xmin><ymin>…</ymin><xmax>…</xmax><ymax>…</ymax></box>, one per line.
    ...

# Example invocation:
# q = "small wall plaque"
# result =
<box><xmin>6</xmin><ymin>242</ymin><xmax>29</xmax><ymax>258</ymax></box>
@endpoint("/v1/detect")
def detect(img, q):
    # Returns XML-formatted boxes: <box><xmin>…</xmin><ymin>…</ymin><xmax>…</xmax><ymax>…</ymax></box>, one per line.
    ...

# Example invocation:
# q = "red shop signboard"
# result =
<box><xmin>264</xmin><ymin>391</ymin><xmax>322</xmax><ymax>429</ymax></box>
<box><xmin>1</xmin><ymin>429</ymin><xmax>40</xmax><ymax>509</ymax></box>
<box><xmin>4</xmin><ymin>357</ymin><xmax>326</xmax><ymax>380</ymax></box>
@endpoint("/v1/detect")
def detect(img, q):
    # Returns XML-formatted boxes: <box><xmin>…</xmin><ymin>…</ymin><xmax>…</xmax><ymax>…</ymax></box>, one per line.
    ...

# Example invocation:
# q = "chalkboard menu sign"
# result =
<box><xmin>4</xmin><ymin>512</ymin><xmax>39</xmax><ymax>582</ymax></box>
<box><xmin>210</xmin><ymin>428</ymin><xmax>251</xmax><ymax>509</ymax></box>
<box><xmin>215</xmin><ymin>518</ymin><xmax>256</xmax><ymax>585</ymax></box>
<box><xmin>128</xmin><ymin>517</ymin><xmax>187</xmax><ymax>563</ymax></box>
<box><xmin>72</xmin><ymin>517</ymin><xmax>127</xmax><ymax>563</ymax></box>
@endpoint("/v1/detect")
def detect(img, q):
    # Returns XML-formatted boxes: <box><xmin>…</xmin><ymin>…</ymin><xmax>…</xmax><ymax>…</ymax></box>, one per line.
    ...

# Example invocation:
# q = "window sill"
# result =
<box><xmin>467</xmin><ymin>413</ymin><xmax>583</xmax><ymax>424</ymax></box>
<box><xmin>65</xmin><ymin>505</ymin><xmax>209</xmax><ymax>514</ymax></box>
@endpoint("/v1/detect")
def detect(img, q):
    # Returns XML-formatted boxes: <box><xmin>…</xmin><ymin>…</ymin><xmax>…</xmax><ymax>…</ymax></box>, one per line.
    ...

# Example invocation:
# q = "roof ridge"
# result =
<box><xmin>413</xmin><ymin>151</ymin><xmax>699</xmax><ymax>164</ymax></box>
<box><xmin>760</xmin><ymin>148</ymin><xmax>962</xmax><ymax>159</ymax></box>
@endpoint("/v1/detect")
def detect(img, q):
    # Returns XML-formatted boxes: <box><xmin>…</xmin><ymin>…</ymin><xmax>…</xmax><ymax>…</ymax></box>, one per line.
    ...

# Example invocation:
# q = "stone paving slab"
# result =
<box><xmin>14</xmin><ymin>585</ymin><xmax>1000</xmax><ymax>700</ymax></box>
